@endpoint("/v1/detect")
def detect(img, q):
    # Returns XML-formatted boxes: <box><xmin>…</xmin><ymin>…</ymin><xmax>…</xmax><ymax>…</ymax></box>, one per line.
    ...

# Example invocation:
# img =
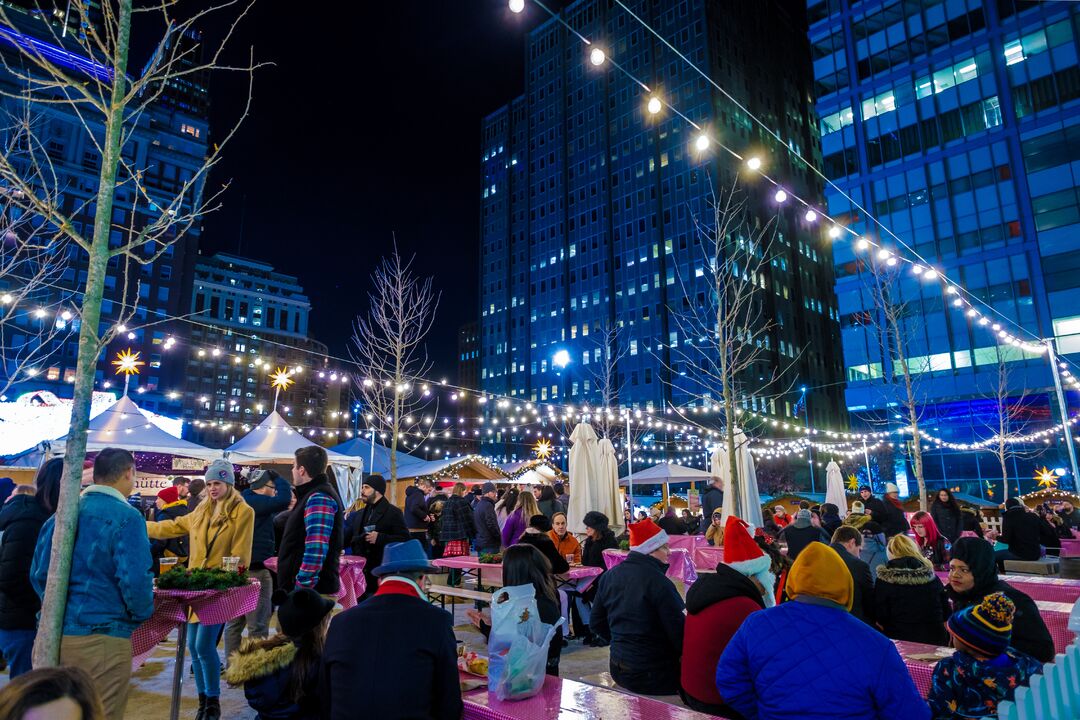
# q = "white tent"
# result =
<box><xmin>597</xmin><ymin>438</ymin><xmax>625</xmax><ymax>535</ymax></box>
<box><xmin>825</xmin><ymin>460</ymin><xmax>848</xmax><ymax>519</ymax></box>
<box><xmin>567</xmin><ymin>423</ymin><xmax>601</xmax><ymax>535</ymax></box>
<box><xmin>618</xmin><ymin>461</ymin><xmax>712</xmax><ymax>487</ymax></box>
<box><xmin>330</xmin><ymin>436</ymin><xmax>424</xmax><ymax>476</ymax></box>
<box><xmin>50</xmin><ymin>396</ymin><xmax>222</xmax><ymax>460</ymax></box>
<box><xmin>718</xmin><ymin>428</ymin><xmax>764</xmax><ymax>529</ymax></box>
<box><xmin>225</xmin><ymin>411</ymin><xmax>363</xmax><ymax>508</ymax></box>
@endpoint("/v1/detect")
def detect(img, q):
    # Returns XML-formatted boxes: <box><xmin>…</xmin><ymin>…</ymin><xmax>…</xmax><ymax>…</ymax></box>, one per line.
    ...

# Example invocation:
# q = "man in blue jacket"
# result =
<box><xmin>224</xmin><ymin>468</ymin><xmax>292</xmax><ymax>664</ymax></box>
<box><xmin>31</xmin><ymin>447</ymin><xmax>154</xmax><ymax>720</ymax></box>
<box><xmin>716</xmin><ymin>542</ymin><xmax>929</xmax><ymax>720</ymax></box>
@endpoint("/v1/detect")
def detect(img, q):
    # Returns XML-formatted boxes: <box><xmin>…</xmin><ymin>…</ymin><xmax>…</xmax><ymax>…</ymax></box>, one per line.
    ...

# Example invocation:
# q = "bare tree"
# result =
<box><xmin>350</xmin><ymin>246</ymin><xmax>440</xmax><ymax>504</ymax></box>
<box><xmin>0</xmin><ymin>108</ymin><xmax>77</xmax><ymax>394</ymax></box>
<box><xmin>582</xmin><ymin>319</ymin><xmax>628</xmax><ymax>439</ymax></box>
<box><xmin>0</xmin><ymin>1</ymin><xmax>260</xmax><ymax>666</ymax></box>
<box><xmin>663</xmin><ymin>177</ymin><xmax>793</xmax><ymax>517</ymax></box>
<box><xmin>865</xmin><ymin>257</ymin><xmax>930</xmax><ymax>510</ymax></box>
<box><xmin>985</xmin><ymin>345</ymin><xmax>1038</xmax><ymax>501</ymax></box>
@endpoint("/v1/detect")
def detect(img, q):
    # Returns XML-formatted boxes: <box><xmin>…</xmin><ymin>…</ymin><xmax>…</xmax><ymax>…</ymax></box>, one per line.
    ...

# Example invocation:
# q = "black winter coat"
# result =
<box><xmin>930</xmin><ymin>501</ymin><xmax>962</xmax><ymax>543</ymax></box>
<box><xmin>344</xmin><ymin>495</ymin><xmax>410</xmax><ymax>570</ymax></box>
<box><xmin>581</xmin><ymin>530</ymin><xmax>618</xmax><ymax>568</ymax></box>
<box><xmin>948</xmin><ymin>537</ymin><xmax>1054</xmax><ymax>662</ymax></box>
<box><xmin>404</xmin><ymin>485</ymin><xmax>430</xmax><ymax>531</ymax></box>
<box><xmin>224</xmin><ymin>638</ymin><xmax>319</xmax><ymax>720</ymax></box>
<box><xmin>830</xmin><ymin>542</ymin><xmax>875</xmax><ymax>626</ymax></box>
<box><xmin>699</xmin><ymin>486</ymin><xmax>723</xmax><ymax>529</ymax></box>
<box><xmin>658</xmin><ymin>515</ymin><xmax>687</xmax><ymax>536</ymax></box>
<box><xmin>437</xmin><ymin>494</ymin><xmax>476</xmax><ymax>542</ymax></box>
<box><xmin>0</xmin><ymin>494</ymin><xmax>50</xmax><ymax>629</ymax></box>
<box><xmin>863</xmin><ymin>496</ymin><xmax>889</xmax><ymax>526</ymax></box>
<box><xmin>320</xmin><ymin>592</ymin><xmax>462</xmax><ymax>720</ymax></box>
<box><xmin>242</xmin><ymin>475</ymin><xmax>292</xmax><ymax>569</ymax></box>
<box><xmin>874</xmin><ymin>556</ymin><xmax>950</xmax><ymax>645</ymax></box>
<box><xmin>517</xmin><ymin>530</ymin><xmax>570</xmax><ymax>574</ymax></box>
<box><xmin>591</xmin><ymin>551</ymin><xmax>685</xmax><ymax>695</ymax></box>
<box><xmin>821</xmin><ymin>512</ymin><xmax>843</xmax><ymax>540</ymax></box>
<box><xmin>780</xmin><ymin>523</ymin><xmax>829</xmax><ymax>560</ymax></box>
<box><xmin>1001</xmin><ymin>506</ymin><xmax>1044</xmax><ymax>561</ymax></box>
<box><xmin>880</xmin><ymin>498</ymin><xmax>910</xmax><ymax>537</ymax></box>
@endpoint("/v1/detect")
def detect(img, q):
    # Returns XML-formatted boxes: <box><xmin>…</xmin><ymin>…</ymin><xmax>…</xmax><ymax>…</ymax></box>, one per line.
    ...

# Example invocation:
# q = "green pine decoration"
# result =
<box><xmin>156</xmin><ymin>566</ymin><xmax>248</xmax><ymax>591</ymax></box>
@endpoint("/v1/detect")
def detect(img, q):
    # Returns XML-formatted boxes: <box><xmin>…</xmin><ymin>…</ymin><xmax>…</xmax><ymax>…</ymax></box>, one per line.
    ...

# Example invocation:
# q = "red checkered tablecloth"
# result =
<box><xmin>692</xmin><ymin>546</ymin><xmax>725</xmax><ymax>571</ymax></box>
<box><xmin>934</xmin><ymin>571</ymin><xmax>1080</xmax><ymax>603</ymax></box>
<box><xmin>131</xmin><ymin>581</ymin><xmax>261</xmax><ymax>669</ymax></box>
<box><xmin>263</xmin><ymin>555</ymin><xmax>367</xmax><ymax>610</ymax></box>
<box><xmin>894</xmin><ymin>640</ymin><xmax>950</xmax><ymax>698</ymax></box>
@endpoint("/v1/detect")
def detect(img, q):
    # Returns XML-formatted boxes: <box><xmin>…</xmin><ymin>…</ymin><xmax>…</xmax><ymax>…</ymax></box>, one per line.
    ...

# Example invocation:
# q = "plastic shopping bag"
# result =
<box><xmin>487</xmin><ymin>583</ymin><xmax>564</xmax><ymax>701</ymax></box>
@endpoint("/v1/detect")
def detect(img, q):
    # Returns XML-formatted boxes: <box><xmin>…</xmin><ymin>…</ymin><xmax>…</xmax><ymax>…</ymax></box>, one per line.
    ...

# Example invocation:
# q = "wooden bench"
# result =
<box><xmin>427</xmin><ymin>584</ymin><xmax>492</xmax><ymax>610</ymax></box>
<box><xmin>1004</xmin><ymin>558</ymin><xmax>1060</xmax><ymax>576</ymax></box>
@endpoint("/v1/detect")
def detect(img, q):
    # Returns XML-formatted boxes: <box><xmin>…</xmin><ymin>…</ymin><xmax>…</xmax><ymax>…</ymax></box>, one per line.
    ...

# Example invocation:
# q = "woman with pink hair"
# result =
<box><xmin>910</xmin><ymin>511</ymin><xmax>949</xmax><ymax>570</ymax></box>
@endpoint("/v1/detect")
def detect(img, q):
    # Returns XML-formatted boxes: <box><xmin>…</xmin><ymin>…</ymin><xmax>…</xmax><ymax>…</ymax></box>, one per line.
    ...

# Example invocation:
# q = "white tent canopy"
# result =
<box><xmin>567</xmin><ymin>423</ymin><xmax>602</xmax><ymax>535</ymax></box>
<box><xmin>825</xmin><ymin>461</ymin><xmax>848</xmax><ymax>519</ymax></box>
<box><xmin>718</xmin><ymin>428</ymin><xmax>764</xmax><ymax>529</ymax></box>
<box><xmin>597</xmin><ymin>438</ymin><xmax>625</xmax><ymax>535</ymax></box>
<box><xmin>225</xmin><ymin>411</ymin><xmax>361</xmax><ymax>467</ymax></box>
<box><xmin>618</xmin><ymin>461</ymin><xmax>713</xmax><ymax>486</ymax></box>
<box><xmin>330</xmin><ymin>436</ymin><xmax>423</xmax><ymax>475</ymax></box>
<box><xmin>50</xmin><ymin>396</ymin><xmax>222</xmax><ymax>460</ymax></box>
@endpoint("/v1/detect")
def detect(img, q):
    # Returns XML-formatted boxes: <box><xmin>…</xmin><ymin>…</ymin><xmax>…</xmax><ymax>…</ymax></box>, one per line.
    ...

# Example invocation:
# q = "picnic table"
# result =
<box><xmin>131</xmin><ymin>582</ymin><xmax>261</xmax><ymax>720</ymax></box>
<box><xmin>432</xmin><ymin>556</ymin><xmax>603</xmax><ymax>593</ymax></box>
<box><xmin>1035</xmin><ymin>599</ymin><xmax>1076</xmax><ymax>653</ymax></box>
<box><xmin>894</xmin><ymin>639</ymin><xmax>953</xmax><ymax>697</ymax></box>
<box><xmin>692</xmin><ymin>545</ymin><xmax>725</xmax><ymax>571</ymax></box>
<box><xmin>602</xmin><ymin>548</ymin><xmax>699</xmax><ymax>586</ymax></box>
<box><xmin>264</xmin><ymin>555</ymin><xmax>366</xmax><ymax>610</ymax></box>
<box><xmin>934</xmin><ymin>571</ymin><xmax>1080</xmax><ymax>604</ymax></box>
<box><xmin>668</xmin><ymin>535</ymin><xmax>708</xmax><ymax>552</ymax></box>
<box><xmin>463</xmin><ymin>675</ymin><xmax>719</xmax><ymax>719</ymax></box>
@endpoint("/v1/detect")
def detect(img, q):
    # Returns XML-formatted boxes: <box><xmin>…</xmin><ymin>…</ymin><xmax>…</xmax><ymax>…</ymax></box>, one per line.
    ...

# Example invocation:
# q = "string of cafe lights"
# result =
<box><xmin>509</xmin><ymin>1</ymin><xmax>1069</xmax><ymax>366</ymax></box>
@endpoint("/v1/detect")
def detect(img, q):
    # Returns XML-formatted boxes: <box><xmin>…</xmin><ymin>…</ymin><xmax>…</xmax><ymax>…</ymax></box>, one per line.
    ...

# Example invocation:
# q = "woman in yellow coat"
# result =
<box><xmin>147</xmin><ymin>459</ymin><xmax>253</xmax><ymax>720</ymax></box>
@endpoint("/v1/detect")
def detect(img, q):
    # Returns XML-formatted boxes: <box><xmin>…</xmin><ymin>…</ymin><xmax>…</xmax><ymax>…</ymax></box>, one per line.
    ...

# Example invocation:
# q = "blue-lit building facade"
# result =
<box><xmin>480</xmin><ymin>0</ymin><xmax>846</xmax><ymax>464</ymax></box>
<box><xmin>810</xmin><ymin>0</ymin><xmax>1080</xmax><ymax>494</ymax></box>
<box><xmin>0</xmin><ymin>8</ymin><xmax>208</xmax><ymax>418</ymax></box>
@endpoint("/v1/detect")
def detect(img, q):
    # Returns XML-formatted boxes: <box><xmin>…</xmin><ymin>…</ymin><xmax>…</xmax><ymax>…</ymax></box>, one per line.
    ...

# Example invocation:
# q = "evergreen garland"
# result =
<box><xmin>157</xmin><ymin>566</ymin><xmax>248</xmax><ymax>591</ymax></box>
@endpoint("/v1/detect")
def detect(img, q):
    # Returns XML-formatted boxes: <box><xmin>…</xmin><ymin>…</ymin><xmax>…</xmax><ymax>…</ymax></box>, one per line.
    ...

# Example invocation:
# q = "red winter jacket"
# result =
<box><xmin>680</xmin><ymin>595</ymin><xmax>762</xmax><ymax>708</ymax></box>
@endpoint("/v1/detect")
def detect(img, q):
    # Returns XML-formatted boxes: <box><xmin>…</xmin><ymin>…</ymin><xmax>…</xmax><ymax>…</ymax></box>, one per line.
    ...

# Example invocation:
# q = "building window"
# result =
<box><xmin>181</xmin><ymin>123</ymin><xmax>201</xmax><ymax>138</ymax></box>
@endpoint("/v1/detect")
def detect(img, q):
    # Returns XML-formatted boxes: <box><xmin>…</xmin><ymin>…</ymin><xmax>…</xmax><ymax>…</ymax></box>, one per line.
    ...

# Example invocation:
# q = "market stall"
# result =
<box><xmin>330</xmin><ymin>435</ymin><xmax>425</xmax><ymax>476</ymax></box>
<box><xmin>225</xmin><ymin>411</ymin><xmax>364</xmax><ymax>508</ymax></box>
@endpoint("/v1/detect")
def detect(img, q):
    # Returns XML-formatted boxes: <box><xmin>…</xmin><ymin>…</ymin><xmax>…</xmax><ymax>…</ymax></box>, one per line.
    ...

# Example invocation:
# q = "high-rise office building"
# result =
<box><xmin>0</xmin><ymin>8</ymin><xmax>207</xmax><ymax>417</ymax></box>
<box><xmin>810</xmin><ymin>0</ymin><xmax>1080</xmax><ymax>490</ymax></box>
<box><xmin>182</xmin><ymin>252</ymin><xmax>347</xmax><ymax>447</ymax></box>
<box><xmin>479</xmin><ymin>0</ymin><xmax>845</xmax><ymax>461</ymax></box>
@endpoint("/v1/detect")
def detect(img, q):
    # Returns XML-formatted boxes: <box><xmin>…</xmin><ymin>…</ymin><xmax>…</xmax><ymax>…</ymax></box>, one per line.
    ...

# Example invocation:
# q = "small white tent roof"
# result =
<box><xmin>225</xmin><ymin>411</ymin><xmax>361</xmax><ymax>467</ymax></box>
<box><xmin>619</xmin><ymin>461</ymin><xmax>712</xmax><ymax>486</ymax></box>
<box><xmin>52</xmin><ymin>396</ymin><xmax>222</xmax><ymax>460</ymax></box>
<box><xmin>395</xmin><ymin>455</ymin><xmax>507</xmax><ymax>482</ymax></box>
<box><xmin>329</xmin><ymin>437</ymin><xmax>423</xmax><ymax>475</ymax></box>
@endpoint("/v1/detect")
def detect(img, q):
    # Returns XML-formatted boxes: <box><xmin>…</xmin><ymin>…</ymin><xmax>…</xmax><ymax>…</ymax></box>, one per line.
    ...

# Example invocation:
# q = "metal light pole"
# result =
<box><xmin>369</xmin><ymin>428</ymin><xmax>377</xmax><ymax>478</ymax></box>
<box><xmin>1047</xmin><ymin>339</ymin><xmax>1080</xmax><ymax>489</ymax></box>
<box><xmin>626</xmin><ymin>412</ymin><xmax>634</xmax><ymax>513</ymax></box>
<box><xmin>800</xmin><ymin>386</ymin><xmax>815</xmax><ymax>493</ymax></box>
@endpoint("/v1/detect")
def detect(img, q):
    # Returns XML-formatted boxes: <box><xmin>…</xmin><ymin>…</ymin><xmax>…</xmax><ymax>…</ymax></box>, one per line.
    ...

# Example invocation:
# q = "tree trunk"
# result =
<box><xmin>893</xmin><ymin>322</ymin><xmax>927</xmax><ymax>510</ymax></box>
<box><xmin>32</xmin><ymin>0</ymin><xmax>132</xmax><ymax>667</ymax></box>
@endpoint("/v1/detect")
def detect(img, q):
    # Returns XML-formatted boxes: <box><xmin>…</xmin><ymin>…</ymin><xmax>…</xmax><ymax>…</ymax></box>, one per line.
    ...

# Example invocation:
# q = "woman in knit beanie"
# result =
<box><xmin>927</xmin><ymin>592</ymin><xmax>1043</xmax><ymax>719</ymax></box>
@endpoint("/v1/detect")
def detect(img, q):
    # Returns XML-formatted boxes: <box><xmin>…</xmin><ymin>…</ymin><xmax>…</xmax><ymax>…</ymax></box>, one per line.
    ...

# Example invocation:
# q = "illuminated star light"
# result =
<box><xmin>112</xmin><ymin>348</ymin><xmax>144</xmax><ymax>376</ymax></box>
<box><xmin>1034</xmin><ymin>466</ymin><xmax>1058</xmax><ymax>490</ymax></box>
<box><xmin>270</xmin><ymin>367</ymin><xmax>295</xmax><ymax>392</ymax></box>
<box><xmin>533</xmin><ymin>439</ymin><xmax>553</xmax><ymax>460</ymax></box>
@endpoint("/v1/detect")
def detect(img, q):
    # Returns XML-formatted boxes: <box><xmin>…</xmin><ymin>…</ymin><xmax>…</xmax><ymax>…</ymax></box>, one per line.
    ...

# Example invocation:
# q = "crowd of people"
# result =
<box><xmin>0</xmin><ymin>455</ymin><xmax>1076</xmax><ymax>720</ymax></box>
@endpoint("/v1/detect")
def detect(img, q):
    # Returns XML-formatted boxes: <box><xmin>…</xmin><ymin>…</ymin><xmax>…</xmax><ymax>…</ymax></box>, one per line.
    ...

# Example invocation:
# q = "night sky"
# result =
<box><xmin>200</xmin><ymin>2</ymin><xmax>556</xmax><ymax>378</ymax></box>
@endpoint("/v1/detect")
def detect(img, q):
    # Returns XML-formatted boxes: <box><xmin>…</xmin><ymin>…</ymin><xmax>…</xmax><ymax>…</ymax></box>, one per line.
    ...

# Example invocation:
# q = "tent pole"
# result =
<box><xmin>626</xmin><ymin>413</ymin><xmax>634</xmax><ymax>515</ymax></box>
<box><xmin>370</xmin><ymin>428</ymin><xmax>376</xmax><ymax>477</ymax></box>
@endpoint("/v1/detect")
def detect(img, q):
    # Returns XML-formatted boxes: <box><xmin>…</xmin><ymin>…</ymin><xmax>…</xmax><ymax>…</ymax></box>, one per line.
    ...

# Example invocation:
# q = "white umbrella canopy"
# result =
<box><xmin>719</xmin><ymin>428</ymin><xmax>764</xmax><ymax>529</ymax></box>
<box><xmin>566</xmin><ymin>422</ymin><xmax>600</xmax><ymax>535</ymax></box>
<box><xmin>825</xmin><ymin>461</ymin><xmax>848</xmax><ymax>519</ymax></box>
<box><xmin>597</xmin><ymin>438</ymin><xmax>624</xmax><ymax>536</ymax></box>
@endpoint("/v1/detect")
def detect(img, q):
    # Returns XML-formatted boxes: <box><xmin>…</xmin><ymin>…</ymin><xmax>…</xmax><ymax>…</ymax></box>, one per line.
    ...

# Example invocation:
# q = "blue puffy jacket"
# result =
<box><xmin>716</xmin><ymin>599</ymin><xmax>930</xmax><ymax>720</ymax></box>
<box><xmin>31</xmin><ymin>485</ymin><xmax>154</xmax><ymax>639</ymax></box>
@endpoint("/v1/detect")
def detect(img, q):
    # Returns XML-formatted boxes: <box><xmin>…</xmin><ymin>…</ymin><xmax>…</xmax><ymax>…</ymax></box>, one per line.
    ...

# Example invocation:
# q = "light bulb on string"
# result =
<box><xmin>827</xmin><ymin>226</ymin><xmax>841</xmax><ymax>239</ymax></box>
<box><xmin>804</xmin><ymin>209</ymin><xmax>817</xmax><ymax>223</ymax></box>
<box><xmin>508</xmin><ymin>0</ymin><xmax>525</xmax><ymax>12</ymax></box>
<box><xmin>746</xmin><ymin>156</ymin><xmax>761</xmax><ymax>171</ymax></box>
<box><xmin>774</xmin><ymin>189</ymin><xmax>787</xmax><ymax>203</ymax></box>
<box><xmin>647</xmin><ymin>96</ymin><xmax>662</xmax><ymax>114</ymax></box>
<box><xmin>694</xmin><ymin>134</ymin><xmax>710</xmax><ymax>152</ymax></box>
<box><xmin>589</xmin><ymin>47</ymin><xmax>605</xmax><ymax>66</ymax></box>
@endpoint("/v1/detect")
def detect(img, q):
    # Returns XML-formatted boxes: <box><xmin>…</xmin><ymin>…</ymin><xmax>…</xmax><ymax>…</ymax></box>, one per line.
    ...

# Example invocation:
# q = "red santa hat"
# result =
<box><xmin>628</xmin><ymin>518</ymin><xmax>669</xmax><ymax>555</ymax></box>
<box><xmin>723</xmin><ymin>516</ymin><xmax>776</xmax><ymax>607</ymax></box>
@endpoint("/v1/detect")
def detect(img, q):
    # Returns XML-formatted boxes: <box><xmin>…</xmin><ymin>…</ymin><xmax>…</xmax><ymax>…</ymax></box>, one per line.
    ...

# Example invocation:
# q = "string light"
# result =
<box><xmin>647</xmin><ymin>96</ymin><xmax>661</xmax><ymax>114</ymax></box>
